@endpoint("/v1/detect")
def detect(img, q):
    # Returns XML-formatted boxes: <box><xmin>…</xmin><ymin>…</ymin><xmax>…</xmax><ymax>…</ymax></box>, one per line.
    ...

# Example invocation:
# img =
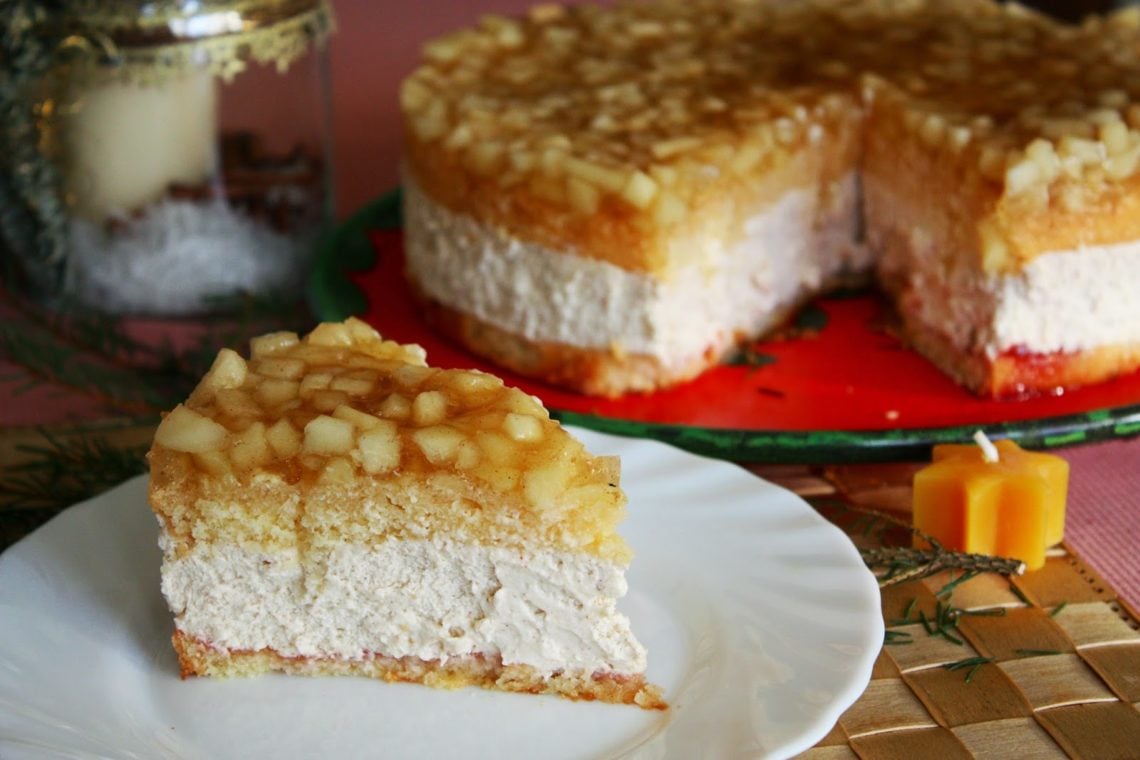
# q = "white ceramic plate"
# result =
<box><xmin>0</xmin><ymin>428</ymin><xmax>881</xmax><ymax>759</ymax></box>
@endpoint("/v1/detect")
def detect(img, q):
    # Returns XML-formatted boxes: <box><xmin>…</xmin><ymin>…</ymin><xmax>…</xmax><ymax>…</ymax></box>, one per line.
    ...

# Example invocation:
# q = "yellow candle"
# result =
<box><xmin>912</xmin><ymin>434</ymin><xmax>1069</xmax><ymax>571</ymax></box>
<box><xmin>64</xmin><ymin>69</ymin><xmax>217</xmax><ymax>220</ymax></box>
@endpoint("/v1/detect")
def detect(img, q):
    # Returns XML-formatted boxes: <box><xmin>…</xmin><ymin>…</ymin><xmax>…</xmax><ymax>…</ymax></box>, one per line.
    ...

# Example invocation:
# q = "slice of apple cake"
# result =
<box><xmin>147</xmin><ymin>318</ymin><xmax>664</xmax><ymax>708</ymax></box>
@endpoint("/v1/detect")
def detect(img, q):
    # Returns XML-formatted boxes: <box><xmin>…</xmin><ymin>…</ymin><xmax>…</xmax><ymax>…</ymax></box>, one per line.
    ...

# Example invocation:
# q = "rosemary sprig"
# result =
<box><xmin>813</xmin><ymin>499</ymin><xmax>1027</xmax><ymax>587</ymax></box>
<box><xmin>933</xmin><ymin>600</ymin><xmax>964</xmax><ymax>645</ymax></box>
<box><xmin>1050</xmin><ymin>601</ymin><xmax>1068</xmax><ymax>617</ymax></box>
<box><xmin>1014</xmin><ymin>648</ymin><xmax>1062</xmax><ymax>657</ymax></box>
<box><xmin>860</xmin><ymin>545</ymin><xmax>1025</xmax><ymax>588</ymax></box>
<box><xmin>958</xmin><ymin>607</ymin><xmax>1008</xmax><ymax>617</ymax></box>
<box><xmin>890</xmin><ymin>597</ymin><xmax>918</xmax><ymax>626</ymax></box>
<box><xmin>936</xmin><ymin>570</ymin><xmax>981</xmax><ymax>598</ymax></box>
<box><xmin>884</xmin><ymin>630</ymin><xmax>913</xmax><ymax>646</ymax></box>
<box><xmin>1010</xmin><ymin>584</ymin><xmax>1034</xmax><ymax>606</ymax></box>
<box><xmin>919</xmin><ymin>610</ymin><xmax>935</xmax><ymax>635</ymax></box>
<box><xmin>911</xmin><ymin>597</ymin><xmax>1009</xmax><ymax>647</ymax></box>
<box><xmin>944</xmin><ymin>656</ymin><xmax>994</xmax><ymax>683</ymax></box>
<box><xmin>945</xmin><ymin>655</ymin><xmax>993</xmax><ymax>671</ymax></box>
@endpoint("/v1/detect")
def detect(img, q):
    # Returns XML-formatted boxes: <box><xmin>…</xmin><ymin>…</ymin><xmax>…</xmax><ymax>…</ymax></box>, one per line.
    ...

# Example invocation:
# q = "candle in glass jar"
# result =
<box><xmin>64</xmin><ymin>69</ymin><xmax>217</xmax><ymax>221</ymax></box>
<box><xmin>912</xmin><ymin>432</ymin><xmax>1069</xmax><ymax>571</ymax></box>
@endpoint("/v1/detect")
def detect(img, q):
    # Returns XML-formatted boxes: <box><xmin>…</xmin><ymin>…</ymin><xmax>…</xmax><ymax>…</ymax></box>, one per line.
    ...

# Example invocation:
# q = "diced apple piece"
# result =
<box><xmin>596</xmin><ymin>455</ymin><xmax>621</xmax><ymax>486</ymax></box>
<box><xmin>250</xmin><ymin>331</ymin><xmax>299</xmax><ymax>357</ymax></box>
<box><xmin>379</xmin><ymin>393</ymin><xmax>411</xmax><ymax>420</ymax></box>
<box><xmin>474</xmin><ymin>430</ymin><xmax>515</xmax><ymax>465</ymax></box>
<box><xmin>450</xmin><ymin>370</ymin><xmax>501</xmax><ymax>392</ymax></box>
<box><xmin>154</xmin><ymin>405</ymin><xmax>229</xmax><ymax>453</ymax></box>
<box><xmin>523</xmin><ymin>455</ymin><xmax>575</xmax><ymax>508</ymax></box>
<box><xmin>303</xmin><ymin>414</ymin><xmax>356</xmax><ymax>455</ymax></box>
<box><xmin>330</xmin><ymin>375</ymin><xmax>375</xmax><ymax>395</ymax></box>
<box><xmin>265</xmin><ymin>418</ymin><xmax>301</xmax><ymax>458</ymax></box>
<box><xmin>455</xmin><ymin>440</ymin><xmax>480</xmax><ymax>469</ymax></box>
<box><xmin>564</xmin><ymin>482</ymin><xmax>621</xmax><ymax>510</ymax></box>
<box><xmin>503</xmin><ymin>388</ymin><xmax>546</xmax><ymax>417</ymax></box>
<box><xmin>255</xmin><ymin>357</ymin><xmax>307</xmax><ymax>380</ymax></box>
<box><xmin>412</xmin><ymin>425</ymin><xmax>466</xmax><ymax>464</ymax></box>
<box><xmin>412</xmin><ymin>390</ymin><xmax>448</xmax><ymax>425</ymax></box>
<box><xmin>256</xmin><ymin>379</ymin><xmax>300</xmax><ymax>406</ymax></box>
<box><xmin>394</xmin><ymin>365</ymin><xmax>432</xmax><ymax>387</ymax></box>
<box><xmin>318</xmin><ymin>456</ymin><xmax>357</xmax><ymax>485</ymax></box>
<box><xmin>201</xmin><ymin>348</ymin><xmax>247</xmax><ymax>391</ymax></box>
<box><xmin>438</xmin><ymin>369</ymin><xmax>503</xmax><ymax>406</ymax></box>
<box><xmin>476</xmin><ymin>464</ymin><xmax>519</xmax><ymax>492</ymax></box>
<box><xmin>299</xmin><ymin>373</ymin><xmax>333</xmax><ymax>396</ymax></box>
<box><xmin>300</xmin><ymin>454</ymin><xmax>324</xmax><ymax>471</ymax></box>
<box><xmin>215</xmin><ymin>389</ymin><xmax>261</xmax><ymax>419</ymax></box>
<box><xmin>307</xmin><ymin>322</ymin><xmax>353</xmax><ymax>346</ymax></box>
<box><xmin>504</xmin><ymin>412</ymin><xmax>544</xmax><ymax>442</ymax></box>
<box><xmin>193</xmin><ymin>450</ymin><xmax>233</xmax><ymax>478</ymax></box>
<box><xmin>231</xmin><ymin>421</ymin><xmax>270</xmax><ymax>471</ymax></box>
<box><xmin>309</xmin><ymin>390</ymin><xmax>350</xmax><ymax>413</ymax></box>
<box><xmin>356</xmin><ymin>420</ymin><xmax>401</xmax><ymax>474</ymax></box>
<box><xmin>344</xmin><ymin>317</ymin><xmax>380</xmax><ymax>341</ymax></box>
<box><xmin>334</xmin><ymin>404</ymin><xmax>382</xmax><ymax>430</ymax></box>
<box><xmin>400</xmin><ymin>343</ymin><xmax>428</xmax><ymax>366</ymax></box>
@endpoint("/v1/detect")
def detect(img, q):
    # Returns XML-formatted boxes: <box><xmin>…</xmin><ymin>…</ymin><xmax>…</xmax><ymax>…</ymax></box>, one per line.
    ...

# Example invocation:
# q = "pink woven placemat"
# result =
<box><xmin>1062</xmin><ymin>439</ymin><xmax>1140</xmax><ymax>613</ymax></box>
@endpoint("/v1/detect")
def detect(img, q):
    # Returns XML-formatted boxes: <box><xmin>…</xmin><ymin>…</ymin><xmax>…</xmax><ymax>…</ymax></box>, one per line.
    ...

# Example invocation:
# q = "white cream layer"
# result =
<box><xmin>884</xmin><ymin>223</ymin><xmax>1140</xmax><ymax>357</ymax></box>
<box><xmin>160</xmin><ymin>533</ymin><xmax>647</xmax><ymax>675</ymax></box>
<box><xmin>403</xmin><ymin>173</ymin><xmax>867</xmax><ymax>370</ymax></box>
<box><xmin>989</xmin><ymin>240</ymin><xmax>1140</xmax><ymax>355</ymax></box>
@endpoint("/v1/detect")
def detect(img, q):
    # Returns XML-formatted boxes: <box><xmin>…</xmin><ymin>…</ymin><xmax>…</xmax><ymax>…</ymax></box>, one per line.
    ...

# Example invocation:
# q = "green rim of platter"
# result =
<box><xmin>309</xmin><ymin>191</ymin><xmax>1140</xmax><ymax>464</ymax></box>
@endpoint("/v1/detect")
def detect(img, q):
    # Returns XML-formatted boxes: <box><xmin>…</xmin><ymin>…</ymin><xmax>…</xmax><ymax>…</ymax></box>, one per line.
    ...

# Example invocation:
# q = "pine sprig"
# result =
<box><xmin>0</xmin><ymin>319</ymin><xmax>183</xmax><ymax>415</ymax></box>
<box><xmin>0</xmin><ymin>283</ymin><xmax>312</xmax><ymax>417</ymax></box>
<box><xmin>0</xmin><ymin>429</ymin><xmax>149</xmax><ymax>515</ymax></box>
<box><xmin>0</xmin><ymin>286</ymin><xmax>312</xmax><ymax>548</ymax></box>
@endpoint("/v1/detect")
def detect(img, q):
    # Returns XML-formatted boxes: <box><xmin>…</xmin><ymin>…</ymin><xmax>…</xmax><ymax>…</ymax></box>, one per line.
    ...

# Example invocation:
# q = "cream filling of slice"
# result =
<box><xmin>402</xmin><ymin>172</ymin><xmax>867</xmax><ymax>370</ymax></box>
<box><xmin>160</xmin><ymin>532</ymin><xmax>647</xmax><ymax>675</ymax></box>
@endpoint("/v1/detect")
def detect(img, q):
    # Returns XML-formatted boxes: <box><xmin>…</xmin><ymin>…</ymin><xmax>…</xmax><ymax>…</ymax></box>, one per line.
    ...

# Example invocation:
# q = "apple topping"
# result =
<box><xmin>156</xmin><ymin>320</ymin><xmax>623</xmax><ymax>524</ymax></box>
<box><xmin>155</xmin><ymin>405</ymin><xmax>229</xmax><ymax>453</ymax></box>
<box><xmin>356</xmin><ymin>420</ymin><xmax>401</xmax><ymax>474</ymax></box>
<box><xmin>303</xmin><ymin>415</ymin><xmax>356</xmax><ymax>455</ymax></box>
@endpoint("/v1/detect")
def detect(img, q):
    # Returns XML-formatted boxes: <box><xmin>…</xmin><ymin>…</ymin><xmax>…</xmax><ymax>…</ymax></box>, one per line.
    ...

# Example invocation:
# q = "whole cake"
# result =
<box><xmin>147</xmin><ymin>318</ymin><xmax>664</xmax><ymax>708</ymax></box>
<box><xmin>400</xmin><ymin>0</ymin><xmax>1140</xmax><ymax>398</ymax></box>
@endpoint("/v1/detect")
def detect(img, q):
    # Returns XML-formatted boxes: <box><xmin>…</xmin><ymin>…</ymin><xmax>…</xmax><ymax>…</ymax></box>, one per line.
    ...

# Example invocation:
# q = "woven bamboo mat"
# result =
<box><xmin>755</xmin><ymin>464</ymin><xmax>1140</xmax><ymax>760</ymax></box>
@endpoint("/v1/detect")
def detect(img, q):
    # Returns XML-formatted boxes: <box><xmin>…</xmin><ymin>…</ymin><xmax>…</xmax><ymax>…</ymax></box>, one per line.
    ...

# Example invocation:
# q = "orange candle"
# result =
<box><xmin>912</xmin><ymin>432</ymin><xmax>1069</xmax><ymax>571</ymax></box>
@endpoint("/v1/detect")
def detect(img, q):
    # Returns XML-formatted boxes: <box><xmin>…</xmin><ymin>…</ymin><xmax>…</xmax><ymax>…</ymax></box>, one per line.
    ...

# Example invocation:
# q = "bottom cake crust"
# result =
<box><xmin>172</xmin><ymin>630</ymin><xmax>667</xmax><ymax>710</ymax></box>
<box><xmin>418</xmin><ymin>274</ymin><xmax>1140</xmax><ymax>400</ymax></box>
<box><xmin>410</xmin><ymin>281</ymin><xmax>831</xmax><ymax>398</ymax></box>
<box><xmin>898</xmin><ymin>306</ymin><xmax>1140</xmax><ymax>399</ymax></box>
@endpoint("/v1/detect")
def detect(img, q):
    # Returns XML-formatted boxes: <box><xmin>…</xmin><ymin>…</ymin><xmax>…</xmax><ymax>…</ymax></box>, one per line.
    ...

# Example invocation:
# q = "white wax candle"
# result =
<box><xmin>65</xmin><ymin>69</ymin><xmax>217</xmax><ymax>221</ymax></box>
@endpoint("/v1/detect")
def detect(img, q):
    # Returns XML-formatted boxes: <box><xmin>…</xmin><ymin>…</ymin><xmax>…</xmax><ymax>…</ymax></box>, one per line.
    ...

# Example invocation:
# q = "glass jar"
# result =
<box><xmin>1</xmin><ymin>0</ymin><xmax>335</xmax><ymax>315</ymax></box>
